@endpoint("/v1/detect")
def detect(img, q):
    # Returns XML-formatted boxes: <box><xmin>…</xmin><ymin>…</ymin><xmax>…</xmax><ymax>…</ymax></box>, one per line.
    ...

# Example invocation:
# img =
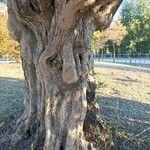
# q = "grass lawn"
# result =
<box><xmin>0</xmin><ymin>64</ymin><xmax>25</xmax><ymax>122</ymax></box>
<box><xmin>95</xmin><ymin>62</ymin><xmax>150</xmax><ymax>150</ymax></box>
<box><xmin>0</xmin><ymin>62</ymin><xmax>150</xmax><ymax>149</ymax></box>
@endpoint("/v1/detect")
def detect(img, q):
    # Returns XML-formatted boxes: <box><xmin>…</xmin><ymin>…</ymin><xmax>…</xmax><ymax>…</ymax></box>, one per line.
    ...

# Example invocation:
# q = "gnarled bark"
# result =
<box><xmin>6</xmin><ymin>0</ymin><xmax>122</xmax><ymax>149</ymax></box>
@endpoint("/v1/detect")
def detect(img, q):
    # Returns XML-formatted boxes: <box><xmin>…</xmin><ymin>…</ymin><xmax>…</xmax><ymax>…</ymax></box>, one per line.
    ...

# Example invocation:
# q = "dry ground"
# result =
<box><xmin>0</xmin><ymin>62</ymin><xmax>150</xmax><ymax>150</ymax></box>
<box><xmin>95</xmin><ymin>62</ymin><xmax>150</xmax><ymax>150</ymax></box>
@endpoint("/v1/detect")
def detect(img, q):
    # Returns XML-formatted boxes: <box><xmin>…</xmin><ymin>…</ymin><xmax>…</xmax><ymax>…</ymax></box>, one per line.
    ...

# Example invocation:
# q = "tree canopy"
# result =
<box><xmin>91</xmin><ymin>21</ymin><xmax>127</xmax><ymax>54</ymax></box>
<box><xmin>0</xmin><ymin>12</ymin><xmax>19</xmax><ymax>60</ymax></box>
<box><xmin>92</xmin><ymin>0</ymin><xmax>150</xmax><ymax>55</ymax></box>
<box><xmin>120</xmin><ymin>0</ymin><xmax>150</xmax><ymax>54</ymax></box>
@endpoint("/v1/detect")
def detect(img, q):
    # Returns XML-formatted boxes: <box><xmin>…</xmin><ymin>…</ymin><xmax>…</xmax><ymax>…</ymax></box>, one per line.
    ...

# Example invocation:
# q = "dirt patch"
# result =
<box><xmin>95</xmin><ymin>62</ymin><xmax>150</xmax><ymax>150</ymax></box>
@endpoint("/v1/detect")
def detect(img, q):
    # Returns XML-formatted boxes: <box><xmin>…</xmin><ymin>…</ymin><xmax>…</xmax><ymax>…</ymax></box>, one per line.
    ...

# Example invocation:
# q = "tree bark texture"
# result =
<box><xmin>6</xmin><ymin>0</ymin><xmax>122</xmax><ymax>149</ymax></box>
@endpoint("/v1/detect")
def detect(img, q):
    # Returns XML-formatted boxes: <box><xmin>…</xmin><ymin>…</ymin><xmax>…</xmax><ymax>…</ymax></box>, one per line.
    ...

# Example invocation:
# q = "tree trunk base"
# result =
<box><xmin>0</xmin><ymin>80</ymin><xmax>113</xmax><ymax>150</ymax></box>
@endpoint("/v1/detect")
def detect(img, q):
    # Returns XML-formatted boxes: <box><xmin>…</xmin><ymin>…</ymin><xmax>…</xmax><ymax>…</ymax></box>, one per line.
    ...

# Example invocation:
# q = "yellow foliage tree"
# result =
<box><xmin>91</xmin><ymin>21</ymin><xmax>127</xmax><ymax>54</ymax></box>
<box><xmin>0</xmin><ymin>12</ymin><xmax>19</xmax><ymax>60</ymax></box>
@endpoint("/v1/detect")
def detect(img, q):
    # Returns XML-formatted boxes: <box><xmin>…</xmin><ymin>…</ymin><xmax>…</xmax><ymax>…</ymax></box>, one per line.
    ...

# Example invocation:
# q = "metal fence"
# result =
<box><xmin>0</xmin><ymin>58</ymin><xmax>16</xmax><ymax>64</ymax></box>
<box><xmin>95</xmin><ymin>54</ymin><xmax>150</xmax><ymax>65</ymax></box>
<box><xmin>0</xmin><ymin>54</ymin><xmax>150</xmax><ymax>65</ymax></box>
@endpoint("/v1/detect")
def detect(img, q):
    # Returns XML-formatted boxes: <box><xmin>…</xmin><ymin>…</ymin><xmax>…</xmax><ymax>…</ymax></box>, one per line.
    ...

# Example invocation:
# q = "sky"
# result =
<box><xmin>113</xmin><ymin>10</ymin><xmax>120</xmax><ymax>21</ymax></box>
<box><xmin>113</xmin><ymin>0</ymin><xmax>127</xmax><ymax>21</ymax></box>
<box><xmin>0</xmin><ymin>1</ymin><xmax>125</xmax><ymax>21</ymax></box>
<box><xmin>0</xmin><ymin>2</ymin><xmax>6</xmax><ymax>12</ymax></box>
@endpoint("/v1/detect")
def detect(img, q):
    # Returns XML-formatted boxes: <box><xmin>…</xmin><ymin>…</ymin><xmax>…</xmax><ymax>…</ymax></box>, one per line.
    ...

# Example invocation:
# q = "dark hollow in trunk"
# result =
<box><xmin>5</xmin><ymin>0</ymin><xmax>122</xmax><ymax>149</ymax></box>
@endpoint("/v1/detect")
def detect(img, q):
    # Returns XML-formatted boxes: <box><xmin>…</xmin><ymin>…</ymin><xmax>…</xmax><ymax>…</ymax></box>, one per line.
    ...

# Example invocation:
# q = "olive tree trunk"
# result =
<box><xmin>7</xmin><ymin>0</ymin><xmax>122</xmax><ymax>149</ymax></box>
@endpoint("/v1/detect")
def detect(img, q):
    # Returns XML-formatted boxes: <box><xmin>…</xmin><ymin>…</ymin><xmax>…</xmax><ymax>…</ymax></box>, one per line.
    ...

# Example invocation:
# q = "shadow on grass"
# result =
<box><xmin>112</xmin><ymin>77</ymin><xmax>140</xmax><ymax>83</ymax></box>
<box><xmin>0</xmin><ymin>77</ymin><xmax>25</xmax><ymax>123</ymax></box>
<box><xmin>97</xmin><ymin>96</ymin><xmax>150</xmax><ymax>150</ymax></box>
<box><xmin>0</xmin><ymin>76</ymin><xmax>149</xmax><ymax>149</ymax></box>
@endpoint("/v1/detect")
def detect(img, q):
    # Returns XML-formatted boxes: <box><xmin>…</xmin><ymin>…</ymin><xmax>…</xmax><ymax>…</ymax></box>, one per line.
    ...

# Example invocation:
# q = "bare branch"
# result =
<box><xmin>9</xmin><ymin>0</ymin><xmax>41</xmax><ymax>37</ymax></box>
<box><xmin>91</xmin><ymin>0</ymin><xmax>123</xmax><ymax>30</ymax></box>
<box><xmin>39</xmin><ymin>0</ymin><xmax>97</xmax><ymax>63</ymax></box>
<box><xmin>57</xmin><ymin>0</ymin><xmax>96</xmax><ymax>30</ymax></box>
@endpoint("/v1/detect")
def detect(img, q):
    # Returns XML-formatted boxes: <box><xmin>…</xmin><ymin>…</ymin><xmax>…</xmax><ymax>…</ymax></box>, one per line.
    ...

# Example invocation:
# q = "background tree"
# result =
<box><xmin>102</xmin><ymin>21</ymin><xmax>127</xmax><ymax>58</ymax></box>
<box><xmin>120</xmin><ymin>0</ymin><xmax>150</xmax><ymax>55</ymax></box>
<box><xmin>91</xmin><ymin>30</ymin><xmax>103</xmax><ymax>54</ymax></box>
<box><xmin>91</xmin><ymin>21</ymin><xmax>127</xmax><ymax>56</ymax></box>
<box><xmin>4</xmin><ymin>0</ymin><xmax>122</xmax><ymax>149</ymax></box>
<box><xmin>0</xmin><ymin>12</ymin><xmax>20</xmax><ymax>60</ymax></box>
<box><xmin>92</xmin><ymin>0</ymin><xmax>150</xmax><ymax>56</ymax></box>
